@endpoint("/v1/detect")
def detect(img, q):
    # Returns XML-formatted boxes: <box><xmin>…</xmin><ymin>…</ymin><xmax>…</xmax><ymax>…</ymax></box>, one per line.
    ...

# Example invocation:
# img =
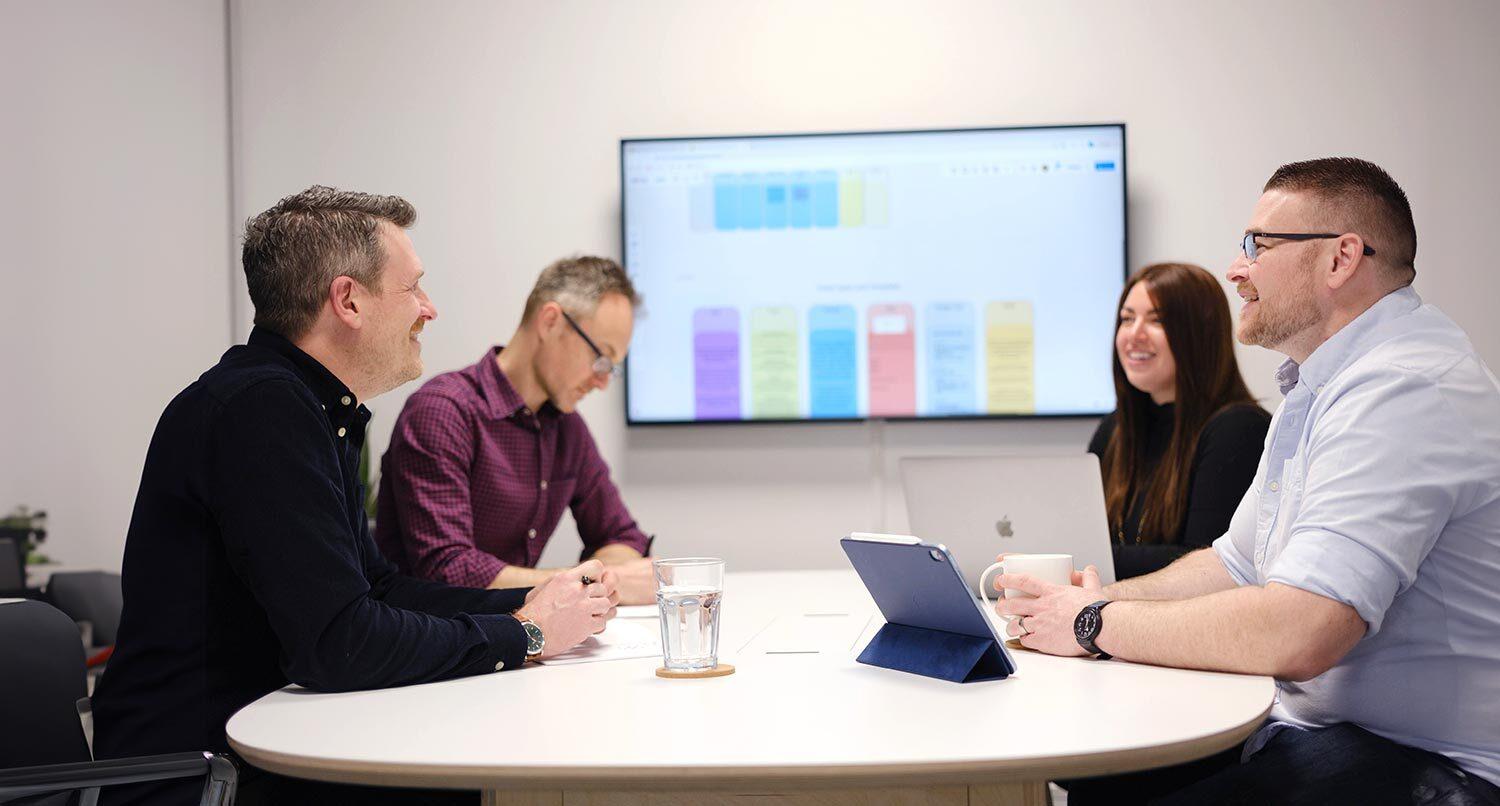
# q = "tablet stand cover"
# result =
<box><xmin>842</xmin><ymin>535</ymin><xmax>1014</xmax><ymax>684</ymax></box>
<box><xmin>857</xmin><ymin>622</ymin><xmax>1011</xmax><ymax>683</ymax></box>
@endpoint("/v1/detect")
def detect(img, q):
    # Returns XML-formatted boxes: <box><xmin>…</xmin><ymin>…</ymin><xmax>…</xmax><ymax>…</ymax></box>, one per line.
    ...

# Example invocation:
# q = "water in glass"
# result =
<box><xmin>656</xmin><ymin>586</ymin><xmax>722</xmax><ymax>671</ymax></box>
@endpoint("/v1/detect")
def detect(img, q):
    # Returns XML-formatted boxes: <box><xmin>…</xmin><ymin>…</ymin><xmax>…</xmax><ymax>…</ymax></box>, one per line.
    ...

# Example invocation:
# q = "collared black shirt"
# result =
<box><xmin>93</xmin><ymin>328</ymin><xmax>529</xmax><ymax>803</ymax></box>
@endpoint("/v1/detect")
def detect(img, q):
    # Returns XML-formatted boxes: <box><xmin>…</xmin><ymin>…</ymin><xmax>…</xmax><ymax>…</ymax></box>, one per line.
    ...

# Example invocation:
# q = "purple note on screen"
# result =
<box><xmin>694</xmin><ymin>307</ymin><xmax>741</xmax><ymax>420</ymax></box>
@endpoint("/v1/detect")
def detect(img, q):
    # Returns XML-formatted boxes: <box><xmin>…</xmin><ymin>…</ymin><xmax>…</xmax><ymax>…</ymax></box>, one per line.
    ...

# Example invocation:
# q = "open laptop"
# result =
<box><xmin>900</xmin><ymin>454</ymin><xmax>1117</xmax><ymax>596</ymax></box>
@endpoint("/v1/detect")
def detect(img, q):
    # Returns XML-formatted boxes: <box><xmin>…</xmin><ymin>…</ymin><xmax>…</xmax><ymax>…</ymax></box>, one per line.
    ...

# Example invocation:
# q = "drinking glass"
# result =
<box><xmin>653</xmin><ymin>557</ymin><xmax>725</xmax><ymax>672</ymax></box>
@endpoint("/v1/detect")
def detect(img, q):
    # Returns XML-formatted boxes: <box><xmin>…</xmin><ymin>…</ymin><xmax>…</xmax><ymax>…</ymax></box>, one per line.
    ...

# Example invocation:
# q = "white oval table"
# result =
<box><xmin>228</xmin><ymin>570</ymin><xmax>1274</xmax><ymax>805</ymax></box>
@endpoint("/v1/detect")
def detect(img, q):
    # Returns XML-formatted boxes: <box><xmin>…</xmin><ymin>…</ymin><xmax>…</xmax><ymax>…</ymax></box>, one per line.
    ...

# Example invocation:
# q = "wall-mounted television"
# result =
<box><xmin>621</xmin><ymin>123</ymin><xmax>1126</xmax><ymax>425</ymax></box>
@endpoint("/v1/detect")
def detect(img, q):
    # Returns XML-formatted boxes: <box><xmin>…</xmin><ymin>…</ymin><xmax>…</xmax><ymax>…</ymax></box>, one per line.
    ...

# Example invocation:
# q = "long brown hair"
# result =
<box><xmin>1102</xmin><ymin>263</ymin><xmax>1257</xmax><ymax>543</ymax></box>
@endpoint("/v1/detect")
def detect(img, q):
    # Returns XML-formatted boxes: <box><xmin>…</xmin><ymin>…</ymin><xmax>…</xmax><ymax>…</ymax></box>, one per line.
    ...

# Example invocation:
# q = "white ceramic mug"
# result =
<box><xmin>979</xmin><ymin>553</ymin><xmax>1075</xmax><ymax>622</ymax></box>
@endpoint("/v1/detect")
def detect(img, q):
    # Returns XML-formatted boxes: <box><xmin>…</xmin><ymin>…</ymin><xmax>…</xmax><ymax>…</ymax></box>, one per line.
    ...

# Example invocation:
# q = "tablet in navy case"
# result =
<box><xmin>841</xmin><ymin>533</ymin><xmax>1016</xmax><ymax>683</ymax></box>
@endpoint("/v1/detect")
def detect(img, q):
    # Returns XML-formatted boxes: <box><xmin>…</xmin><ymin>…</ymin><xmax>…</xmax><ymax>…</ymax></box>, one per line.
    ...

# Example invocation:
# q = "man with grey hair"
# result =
<box><xmin>376</xmin><ymin>255</ymin><xmax>658</xmax><ymax>605</ymax></box>
<box><xmin>93</xmin><ymin>188</ymin><xmax>618</xmax><ymax>805</ymax></box>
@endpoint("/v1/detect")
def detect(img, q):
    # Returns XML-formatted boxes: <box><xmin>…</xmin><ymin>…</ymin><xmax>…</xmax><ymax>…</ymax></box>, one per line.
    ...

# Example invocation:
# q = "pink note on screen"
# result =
<box><xmin>867</xmin><ymin>303</ymin><xmax>915</xmax><ymax>417</ymax></box>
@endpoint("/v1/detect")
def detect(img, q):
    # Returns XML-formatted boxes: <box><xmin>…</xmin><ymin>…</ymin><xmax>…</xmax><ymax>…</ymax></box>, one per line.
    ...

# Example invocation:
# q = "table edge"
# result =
<box><xmin>229</xmin><ymin>701</ymin><xmax>1272</xmax><ymax>791</ymax></box>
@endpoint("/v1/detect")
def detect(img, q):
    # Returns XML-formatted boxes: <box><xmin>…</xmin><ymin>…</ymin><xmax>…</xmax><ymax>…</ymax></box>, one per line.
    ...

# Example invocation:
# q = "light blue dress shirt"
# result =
<box><xmin>1213</xmin><ymin>287</ymin><xmax>1500</xmax><ymax>786</ymax></box>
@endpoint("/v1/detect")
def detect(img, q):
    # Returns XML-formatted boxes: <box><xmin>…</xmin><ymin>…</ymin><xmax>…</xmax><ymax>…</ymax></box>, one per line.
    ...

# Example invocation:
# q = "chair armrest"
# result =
<box><xmin>0</xmin><ymin>750</ymin><xmax>231</xmax><ymax>801</ymax></box>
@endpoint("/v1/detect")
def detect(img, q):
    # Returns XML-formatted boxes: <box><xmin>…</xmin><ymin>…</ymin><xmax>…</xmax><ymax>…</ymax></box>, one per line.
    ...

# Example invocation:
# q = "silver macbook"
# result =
<box><xmin>900</xmin><ymin>454</ymin><xmax>1117</xmax><ymax>596</ymax></box>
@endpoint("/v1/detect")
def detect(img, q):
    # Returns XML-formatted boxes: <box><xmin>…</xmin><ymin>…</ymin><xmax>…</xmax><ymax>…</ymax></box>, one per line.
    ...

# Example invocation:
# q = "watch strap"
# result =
<box><xmin>1075</xmin><ymin>600</ymin><xmax>1112</xmax><ymax>660</ymax></box>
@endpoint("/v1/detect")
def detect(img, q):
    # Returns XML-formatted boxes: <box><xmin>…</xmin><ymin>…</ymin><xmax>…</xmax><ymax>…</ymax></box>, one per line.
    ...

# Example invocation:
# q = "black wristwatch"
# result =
<box><xmin>1073</xmin><ymin>600</ymin><xmax>1113</xmax><ymax>660</ymax></box>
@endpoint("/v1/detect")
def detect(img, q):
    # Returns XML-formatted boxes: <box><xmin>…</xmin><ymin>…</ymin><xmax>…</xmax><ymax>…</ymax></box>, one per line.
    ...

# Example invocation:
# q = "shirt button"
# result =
<box><xmin>522</xmin><ymin>408</ymin><xmax>531</xmax><ymax>416</ymax></box>
<box><xmin>494</xmin><ymin>660</ymin><xmax>505</xmax><ymax>671</ymax></box>
<box><xmin>1270</xmin><ymin>480</ymin><xmax>1280</xmax><ymax>492</ymax></box>
<box><xmin>337</xmin><ymin>427</ymin><xmax>347</xmax><ymax>438</ymax></box>
<box><xmin>341</xmin><ymin>395</ymin><xmax>352</xmax><ymax>406</ymax></box>
<box><xmin>1315</xmin><ymin>384</ymin><xmax>1325</xmax><ymax>394</ymax></box>
<box><xmin>528</xmin><ymin>529</ymin><xmax>538</xmax><ymax>539</ymax></box>
<box><xmin>540</xmin><ymin>480</ymin><xmax>549</xmax><ymax>490</ymax></box>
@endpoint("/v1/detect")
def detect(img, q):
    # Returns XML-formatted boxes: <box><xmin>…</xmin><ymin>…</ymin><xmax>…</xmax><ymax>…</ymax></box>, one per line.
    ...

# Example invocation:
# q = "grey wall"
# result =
<box><xmin>8</xmin><ymin>1</ymin><xmax>1497</xmax><ymax>573</ymax></box>
<box><xmin>1</xmin><ymin>0</ymin><xmax>232</xmax><ymax>570</ymax></box>
<box><xmin>229</xmin><ymin>0</ymin><xmax>1500</xmax><ymax>573</ymax></box>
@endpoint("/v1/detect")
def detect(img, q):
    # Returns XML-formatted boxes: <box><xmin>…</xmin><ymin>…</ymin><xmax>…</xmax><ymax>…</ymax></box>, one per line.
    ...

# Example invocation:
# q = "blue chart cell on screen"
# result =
<box><xmin>764</xmin><ymin>173</ymin><xmax>789</xmax><ymax>229</ymax></box>
<box><xmin>812</xmin><ymin>171</ymin><xmax>839</xmax><ymax>228</ymax></box>
<box><xmin>789</xmin><ymin>172</ymin><xmax>813</xmax><ymax>228</ymax></box>
<box><xmin>926</xmin><ymin>301</ymin><xmax>978</xmax><ymax>414</ymax></box>
<box><xmin>809</xmin><ymin>305</ymin><xmax>859</xmax><ymax>418</ymax></box>
<box><xmin>713</xmin><ymin>175</ymin><xmax>739</xmax><ymax>230</ymax></box>
<box><xmin>737</xmin><ymin>175</ymin><xmax>764</xmax><ymax>229</ymax></box>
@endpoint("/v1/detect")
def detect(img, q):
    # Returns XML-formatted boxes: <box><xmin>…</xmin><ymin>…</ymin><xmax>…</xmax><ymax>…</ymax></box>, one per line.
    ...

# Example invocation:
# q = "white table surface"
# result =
<box><xmin>226</xmin><ymin>570</ymin><xmax>1275</xmax><ymax>790</ymax></box>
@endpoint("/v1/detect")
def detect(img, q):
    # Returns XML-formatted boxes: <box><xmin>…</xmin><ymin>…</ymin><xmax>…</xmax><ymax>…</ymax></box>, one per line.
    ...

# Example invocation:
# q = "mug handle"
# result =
<box><xmin>980</xmin><ymin>560</ymin><xmax>1008</xmax><ymax>620</ymax></box>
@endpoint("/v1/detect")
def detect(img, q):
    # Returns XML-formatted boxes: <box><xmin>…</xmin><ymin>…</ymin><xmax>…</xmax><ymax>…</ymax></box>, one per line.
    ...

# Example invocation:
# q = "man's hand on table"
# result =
<box><xmin>602</xmin><ymin>556</ymin><xmax>656</xmax><ymax>605</ymax></box>
<box><xmin>514</xmin><ymin>560</ymin><xmax>619</xmax><ymax>658</ymax></box>
<box><xmin>993</xmin><ymin>564</ymin><xmax>1109</xmax><ymax>657</ymax></box>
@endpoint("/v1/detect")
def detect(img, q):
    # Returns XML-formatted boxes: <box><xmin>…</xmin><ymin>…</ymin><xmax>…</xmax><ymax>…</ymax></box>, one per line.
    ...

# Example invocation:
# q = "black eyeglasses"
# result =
<box><xmin>1241</xmin><ymin>232</ymin><xmax>1376</xmax><ymax>261</ymax></box>
<box><xmin>559</xmin><ymin>310</ymin><xmax>621</xmax><ymax>379</ymax></box>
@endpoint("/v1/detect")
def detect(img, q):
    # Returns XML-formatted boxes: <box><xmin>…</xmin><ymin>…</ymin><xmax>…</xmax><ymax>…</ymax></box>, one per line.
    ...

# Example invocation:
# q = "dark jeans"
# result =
<box><xmin>102</xmin><ymin>764</ymin><xmax>478</xmax><ymax>806</ymax></box>
<box><xmin>1063</xmin><ymin>723</ymin><xmax>1500</xmax><ymax>806</ymax></box>
<box><xmin>235</xmin><ymin>759</ymin><xmax>478</xmax><ymax>806</ymax></box>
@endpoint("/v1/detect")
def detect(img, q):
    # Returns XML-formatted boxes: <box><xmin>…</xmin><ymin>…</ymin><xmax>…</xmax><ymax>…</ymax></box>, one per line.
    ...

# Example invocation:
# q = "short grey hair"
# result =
<box><xmin>241</xmin><ymin>185</ymin><xmax>417</xmax><ymax>339</ymax></box>
<box><xmin>521</xmin><ymin>255</ymin><xmax>641</xmax><ymax>322</ymax></box>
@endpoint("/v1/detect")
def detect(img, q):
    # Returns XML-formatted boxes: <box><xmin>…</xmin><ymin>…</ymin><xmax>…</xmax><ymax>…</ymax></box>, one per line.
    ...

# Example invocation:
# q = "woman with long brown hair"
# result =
<box><xmin>1088</xmin><ymin>262</ymin><xmax>1270</xmax><ymax>579</ymax></box>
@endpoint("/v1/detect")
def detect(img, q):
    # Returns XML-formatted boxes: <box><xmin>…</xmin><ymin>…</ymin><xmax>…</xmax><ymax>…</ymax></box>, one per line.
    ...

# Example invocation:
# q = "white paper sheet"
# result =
<box><xmin>742</xmin><ymin>611</ymin><xmax>874</xmax><ymax>655</ymax></box>
<box><xmin>536</xmin><ymin>618</ymin><xmax>662</xmax><ymax>665</ymax></box>
<box><xmin>614</xmin><ymin>604</ymin><xmax>660</xmax><ymax>619</ymax></box>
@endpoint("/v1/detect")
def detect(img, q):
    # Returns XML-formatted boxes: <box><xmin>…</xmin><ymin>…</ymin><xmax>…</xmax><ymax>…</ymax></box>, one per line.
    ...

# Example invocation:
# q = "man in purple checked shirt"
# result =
<box><xmin>375</xmin><ymin>255</ymin><xmax>657</xmax><ymax>604</ymax></box>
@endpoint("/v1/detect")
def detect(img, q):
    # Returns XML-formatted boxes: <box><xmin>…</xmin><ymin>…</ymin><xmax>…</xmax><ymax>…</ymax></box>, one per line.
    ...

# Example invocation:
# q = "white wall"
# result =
<box><xmin>0</xmin><ymin>1</ymin><xmax>233</xmax><ymax>571</ymax></box>
<box><xmin>14</xmin><ymin>1</ymin><xmax>1496</xmax><ymax>574</ymax></box>
<box><xmin>229</xmin><ymin>0</ymin><xmax>1500</xmax><ymax>573</ymax></box>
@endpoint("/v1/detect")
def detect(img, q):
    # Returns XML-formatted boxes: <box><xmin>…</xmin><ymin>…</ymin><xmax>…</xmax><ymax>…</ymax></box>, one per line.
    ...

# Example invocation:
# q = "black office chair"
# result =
<box><xmin>0</xmin><ymin>600</ymin><xmax>237</xmax><ymax>805</ymax></box>
<box><xmin>0</xmin><ymin>537</ymin><xmax>26</xmax><ymax>593</ymax></box>
<box><xmin>46</xmin><ymin>573</ymin><xmax>123</xmax><ymax>649</ymax></box>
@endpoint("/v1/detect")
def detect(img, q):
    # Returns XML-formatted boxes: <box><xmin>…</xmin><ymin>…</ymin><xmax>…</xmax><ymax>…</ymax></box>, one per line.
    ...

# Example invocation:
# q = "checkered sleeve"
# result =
<box><xmin>566</xmin><ymin>415</ymin><xmax>650</xmax><ymax>560</ymax></box>
<box><xmin>384</xmin><ymin>391</ymin><xmax>507</xmax><ymax>588</ymax></box>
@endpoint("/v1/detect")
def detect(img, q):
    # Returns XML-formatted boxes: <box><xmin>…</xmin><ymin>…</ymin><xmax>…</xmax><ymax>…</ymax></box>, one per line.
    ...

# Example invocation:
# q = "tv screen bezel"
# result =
<box><xmin>619</xmin><ymin>121</ymin><xmax>1128</xmax><ymax>427</ymax></box>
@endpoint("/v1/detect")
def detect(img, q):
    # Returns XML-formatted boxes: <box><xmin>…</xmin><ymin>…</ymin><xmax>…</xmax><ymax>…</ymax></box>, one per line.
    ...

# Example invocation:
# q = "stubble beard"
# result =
<box><xmin>1238</xmin><ymin>270</ymin><xmax>1320</xmax><ymax>352</ymax></box>
<box><xmin>359</xmin><ymin>330</ymin><xmax>422</xmax><ymax>401</ymax></box>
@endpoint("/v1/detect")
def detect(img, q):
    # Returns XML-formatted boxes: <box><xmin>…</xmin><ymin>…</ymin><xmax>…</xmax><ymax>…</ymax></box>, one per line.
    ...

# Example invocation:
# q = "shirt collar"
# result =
<box><xmin>1276</xmin><ymin>286</ymin><xmax>1423</xmax><ymax>397</ymax></box>
<box><xmin>247</xmin><ymin>326</ymin><xmax>370</xmax><ymax>423</ymax></box>
<box><xmin>478</xmin><ymin>346</ymin><xmax>556</xmax><ymax>423</ymax></box>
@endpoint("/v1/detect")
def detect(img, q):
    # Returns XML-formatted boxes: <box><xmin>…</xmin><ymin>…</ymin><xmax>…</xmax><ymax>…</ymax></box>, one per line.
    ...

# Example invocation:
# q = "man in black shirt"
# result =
<box><xmin>92</xmin><ymin>187</ymin><xmax>618</xmax><ymax>805</ymax></box>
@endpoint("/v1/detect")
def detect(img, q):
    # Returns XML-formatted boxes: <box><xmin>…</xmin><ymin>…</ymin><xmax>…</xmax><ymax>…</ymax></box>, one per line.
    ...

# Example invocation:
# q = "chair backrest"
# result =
<box><xmin>0</xmin><ymin>537</ymin><xmax>23</xmax><ymax>590</ymax></box>
<box><xmin>46</xmin><ymin>572</ymin><xmax>124</xmax><ymax>647</ymax></box>
<box><xmin>0</xmin><ymin>600</ymin><xmax>91</xmax><ymax>768</ymax></box>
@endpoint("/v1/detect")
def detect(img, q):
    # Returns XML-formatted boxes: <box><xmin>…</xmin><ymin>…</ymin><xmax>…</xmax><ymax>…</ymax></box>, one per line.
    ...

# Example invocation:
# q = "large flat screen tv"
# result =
<box><xmin>621</xmin><ymin>123</ymin><xmax>1126</xmax><ymax>425</ymax></box>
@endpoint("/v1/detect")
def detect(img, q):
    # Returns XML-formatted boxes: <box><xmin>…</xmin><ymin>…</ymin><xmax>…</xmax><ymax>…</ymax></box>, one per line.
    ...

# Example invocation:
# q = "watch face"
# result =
<box><xmin>522</xmin><ymin>621</ymin><xmax>545</xmax><ymax>655</ymax></box>
<box><xmin>1075</xmin><ymin>609</ymin><xmax>1100</xmax><ymax>640</ymax></box>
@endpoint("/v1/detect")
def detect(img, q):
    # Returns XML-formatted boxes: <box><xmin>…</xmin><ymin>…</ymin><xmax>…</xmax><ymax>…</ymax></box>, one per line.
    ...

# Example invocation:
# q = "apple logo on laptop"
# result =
<box><xmin>995</xmin><ymin>515</ymin><xmax>1014</xmax><ymax>538</ymax></box>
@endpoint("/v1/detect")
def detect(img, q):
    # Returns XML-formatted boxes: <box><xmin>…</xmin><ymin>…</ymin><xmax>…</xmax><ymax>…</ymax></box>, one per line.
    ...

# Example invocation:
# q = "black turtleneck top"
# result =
<box><xmin>1087</xmin><ymin>401</ymin><xmax>1270</xmax><ymax>579</ymax></box>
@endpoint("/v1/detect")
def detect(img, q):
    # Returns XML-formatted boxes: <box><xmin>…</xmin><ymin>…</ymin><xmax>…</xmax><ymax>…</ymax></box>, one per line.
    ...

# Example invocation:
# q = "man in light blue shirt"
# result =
<box><xmin>996</xmin><ymin>157</ymin><xmax>1500</xmax><ymax>804</ymax></box>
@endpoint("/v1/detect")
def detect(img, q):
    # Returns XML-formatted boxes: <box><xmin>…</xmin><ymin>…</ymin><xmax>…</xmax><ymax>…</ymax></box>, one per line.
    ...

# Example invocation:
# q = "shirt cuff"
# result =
<box><xmin>429</xmin><ymin>549</ymin><xmax>507</xmax><ymax>589</ymax></box>
<box><xmin>1212</xmin><ymin>534</ymin><xmax>1256</xmax><ymax>587</ymax></box>
<box><xmin>595</xmin><ymin>531</ymin><xmax>650</xmax><ymax>557</ymax></box>
<box><xmin>471</xmin><ymin>613</ymin><xmax>529</xmax><ymax>671</ymax></box>
<box><xmin>1264</xmin><ymin>529</ymin><xmax>1399</xmax><ymax>637</ymax></box>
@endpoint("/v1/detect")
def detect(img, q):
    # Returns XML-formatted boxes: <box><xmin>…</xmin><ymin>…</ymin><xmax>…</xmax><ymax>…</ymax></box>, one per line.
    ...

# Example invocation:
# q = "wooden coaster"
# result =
<box><xmin>656</xmin><ymin>663</ymin><xmax>736</xmax><ymax>679</ymax></box>
<box><xmin>1005</xmin><ymin>638</ymin><xmax>1027</xmax><ymax>651</ymax></box>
